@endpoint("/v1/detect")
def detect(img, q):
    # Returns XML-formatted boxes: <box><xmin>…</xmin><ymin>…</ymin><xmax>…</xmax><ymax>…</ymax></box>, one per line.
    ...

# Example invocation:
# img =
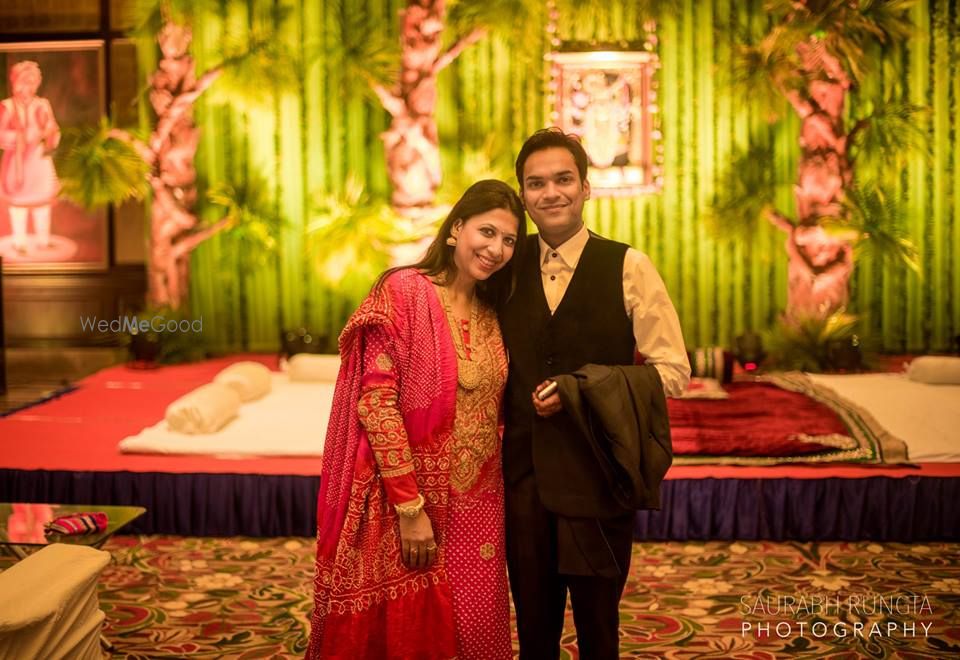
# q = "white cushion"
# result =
<box><xmin>213</xmin><ymin>361</ymin><xmax>272</xmax><ymax>402</ymax></box>
<box><xmin>906</xmin><ymin>356</ymin><xmax>960</xmax><ymax>385</ymax></box>
<box><xmin>165</xmin><ymin>382</ymin><xmax>241</xmax><ymax>434</ymax></box>
<box><xmin>285</xmin><ymin>354</ymin><xmax>342</xmax><ymax>383</ymax></box>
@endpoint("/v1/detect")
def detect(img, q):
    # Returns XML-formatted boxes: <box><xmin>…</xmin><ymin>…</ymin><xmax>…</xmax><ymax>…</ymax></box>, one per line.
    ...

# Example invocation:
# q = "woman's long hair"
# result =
<box><xmin>375</xmin><ymin>179</ymin><xmax>525</xmax><ymax>307</ymax></box>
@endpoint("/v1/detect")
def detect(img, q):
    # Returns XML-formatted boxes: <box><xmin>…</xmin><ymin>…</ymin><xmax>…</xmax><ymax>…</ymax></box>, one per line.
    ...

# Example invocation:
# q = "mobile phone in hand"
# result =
<box><xmin>536</xmin><ymin>380</ymin><xmax>559</xmax><ymax>401</ymax></box>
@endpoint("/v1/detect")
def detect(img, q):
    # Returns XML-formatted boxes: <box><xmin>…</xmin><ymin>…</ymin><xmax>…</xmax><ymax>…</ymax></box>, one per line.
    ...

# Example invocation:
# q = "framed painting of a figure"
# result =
<box><xmin>0</xmin><ymin>40</ymin><xmax>108</xmax><ymax>272</ymax></box>
<box><xmin>550</xmin><ymin>50</ymin><xmax>661</xmax><ymax>196</ymax></box>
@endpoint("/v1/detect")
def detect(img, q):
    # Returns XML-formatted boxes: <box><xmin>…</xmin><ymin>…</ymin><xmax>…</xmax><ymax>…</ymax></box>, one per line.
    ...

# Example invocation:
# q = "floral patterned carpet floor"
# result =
<box><xmin>7</xmin><ymin>537</ymin><xmax>958</xmax><ymax>659</ymax></box>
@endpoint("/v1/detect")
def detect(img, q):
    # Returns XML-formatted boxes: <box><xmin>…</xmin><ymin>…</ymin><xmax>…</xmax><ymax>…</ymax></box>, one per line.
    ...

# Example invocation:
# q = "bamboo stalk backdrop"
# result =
<box><xmin>177</xmin><ymin>0</ymin><xmax>958</xmax><ymax>354</ymax></box>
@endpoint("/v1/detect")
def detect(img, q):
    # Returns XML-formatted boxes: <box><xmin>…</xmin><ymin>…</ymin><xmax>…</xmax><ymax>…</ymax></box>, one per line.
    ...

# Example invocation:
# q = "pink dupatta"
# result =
<box><xmin>308</xmin><ymin>269</ymin><xmax>460</xmax><ymax>659</ymax></box>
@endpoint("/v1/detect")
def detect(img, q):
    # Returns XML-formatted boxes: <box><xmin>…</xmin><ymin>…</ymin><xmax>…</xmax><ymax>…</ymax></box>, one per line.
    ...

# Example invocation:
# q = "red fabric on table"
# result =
<box><xmin>45</xmin><ymin>512</ymin><xmax>108</xmax><ymax>535</ymax></box>
<box><xmin>667</xmin><ymin>382</ymin><xmax>848</xmax><ymax>457</ymax></box>
<box><xmin>0</xmin><ymin>354</ymin><xmax>325</xmax><ymax>476</ymax></box>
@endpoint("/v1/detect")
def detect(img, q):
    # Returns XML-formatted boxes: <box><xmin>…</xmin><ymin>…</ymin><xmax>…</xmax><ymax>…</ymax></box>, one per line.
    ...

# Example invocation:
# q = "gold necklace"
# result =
<box><xmin>437</xmin><ymin>285</ymin><xmax>482</xmax><ymax>390</ymax></box>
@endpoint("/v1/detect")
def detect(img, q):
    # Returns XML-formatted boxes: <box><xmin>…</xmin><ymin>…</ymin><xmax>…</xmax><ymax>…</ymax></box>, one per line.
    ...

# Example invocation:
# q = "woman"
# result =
<box><xmin>0</xmin><ymin>61</ymin><xmax>61</xmax><ymax>254</ymax></box>
<box><xmin>307</xmin><ymin>179</ymin><xmax>525</xmax><ymax>659</ymax></box>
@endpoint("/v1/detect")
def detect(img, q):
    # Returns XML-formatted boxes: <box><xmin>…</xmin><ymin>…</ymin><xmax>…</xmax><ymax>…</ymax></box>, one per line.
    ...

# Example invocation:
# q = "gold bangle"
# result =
<box><xmin>394</xmin><ymin>493</ymin><xmax>425</xmax><ymax>519</ymax></box>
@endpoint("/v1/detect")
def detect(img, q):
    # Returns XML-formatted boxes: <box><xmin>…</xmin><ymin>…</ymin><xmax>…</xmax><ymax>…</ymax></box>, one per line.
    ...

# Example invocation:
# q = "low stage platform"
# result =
<box><xmin>1</xmin><ymin>355</ymin><xmax>957</xmax><ymax>541</ymax></box>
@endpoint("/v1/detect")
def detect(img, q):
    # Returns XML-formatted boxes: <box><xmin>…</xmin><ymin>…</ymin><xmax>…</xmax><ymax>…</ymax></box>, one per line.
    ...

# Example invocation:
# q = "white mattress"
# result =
<box><xmin>118</xmin><ymin>374</ymin><xmax>332</xmax><ymax>458</ymax></box>
<box><xmin>806</xmin><ymin>372</ymin><xmax>960</xmax><ymax>462</ymax></box>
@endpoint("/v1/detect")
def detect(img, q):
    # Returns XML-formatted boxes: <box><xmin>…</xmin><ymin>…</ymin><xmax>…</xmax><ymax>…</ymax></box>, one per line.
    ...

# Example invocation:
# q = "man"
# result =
<box><xmin>499</xmin><ymin>128</ymin><xmax>690</xmax><ymax>659</ymax></box>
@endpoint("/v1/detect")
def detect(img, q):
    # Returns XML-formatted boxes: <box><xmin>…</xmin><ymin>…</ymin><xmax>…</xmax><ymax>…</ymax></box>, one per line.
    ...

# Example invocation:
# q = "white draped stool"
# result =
<box><xmin>0</xmin><ymin>543</ymin><xmax>111</xmax><ymax>660</ymax></box>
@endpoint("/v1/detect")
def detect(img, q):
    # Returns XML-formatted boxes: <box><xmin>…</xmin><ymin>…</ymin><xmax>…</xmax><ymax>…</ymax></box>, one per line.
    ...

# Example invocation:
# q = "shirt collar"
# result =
<box><xmin>539</xmin><ymin>224</ymin><xmax>589</xmax><ymax>269</ymax></box>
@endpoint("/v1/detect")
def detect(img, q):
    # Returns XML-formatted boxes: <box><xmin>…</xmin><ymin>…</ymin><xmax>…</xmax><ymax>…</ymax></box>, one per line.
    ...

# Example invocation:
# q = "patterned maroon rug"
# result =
<box><xmin>36</xmin><ymin>536</ymin><xmax>949</xmax><ymax>658</ymax></box>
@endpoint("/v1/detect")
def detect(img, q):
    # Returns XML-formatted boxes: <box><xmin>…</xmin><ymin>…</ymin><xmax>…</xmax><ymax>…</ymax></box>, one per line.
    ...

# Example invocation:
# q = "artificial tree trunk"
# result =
<box><xmin>768</xmin><ymin>43</ymin><xmax>854</xmax><ymax>321</ymax></box>
<box><xmin>373</xmin><ymin>0</ymin><xmax>484</xmax><ymax>213</ymax></box>
<box><xmin>118</xmin><ymin>22</ymin><xmax>228</xmax><ymax>309</ymax></box>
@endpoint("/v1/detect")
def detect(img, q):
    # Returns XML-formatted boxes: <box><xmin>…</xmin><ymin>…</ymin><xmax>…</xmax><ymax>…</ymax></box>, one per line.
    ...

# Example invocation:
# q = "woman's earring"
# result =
<box><xmin>446</xmin><ymin>236</ymin><xmax>457</xmax><ymax>246</ymax></box>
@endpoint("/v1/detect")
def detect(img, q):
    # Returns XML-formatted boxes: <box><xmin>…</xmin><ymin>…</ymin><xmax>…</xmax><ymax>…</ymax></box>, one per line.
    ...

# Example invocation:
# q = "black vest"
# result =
<box><xmin>499</xmin><ymin>232</ymin><xmax>636</xmax><ymax>483</ymax></box>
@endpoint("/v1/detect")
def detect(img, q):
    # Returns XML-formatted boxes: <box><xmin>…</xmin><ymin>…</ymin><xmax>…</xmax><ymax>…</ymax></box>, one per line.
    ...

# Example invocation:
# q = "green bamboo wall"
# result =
<box><xmin>181</xmin><ymin>0</ymin><xmax>959</xmax><ymax>353</ymax></box>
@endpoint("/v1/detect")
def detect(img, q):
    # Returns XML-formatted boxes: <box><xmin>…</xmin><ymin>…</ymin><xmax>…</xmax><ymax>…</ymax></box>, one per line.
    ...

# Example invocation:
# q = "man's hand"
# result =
<box><xmin>532</xmin><ymin>380</ymin><xmax>562</xmax><ymax>417</ymax></box>
<box><xmin>398</xmin><ymin>509</ymin><xmax>437</xmax><ymax>569</ymax></box>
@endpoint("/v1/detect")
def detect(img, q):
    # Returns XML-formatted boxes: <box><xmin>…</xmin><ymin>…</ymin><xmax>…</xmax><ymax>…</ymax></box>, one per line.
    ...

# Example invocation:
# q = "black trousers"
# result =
<box><xmin>505</xmin><ymin>473</ymin><xmax>634</xmax><ymax>660</ymax></box>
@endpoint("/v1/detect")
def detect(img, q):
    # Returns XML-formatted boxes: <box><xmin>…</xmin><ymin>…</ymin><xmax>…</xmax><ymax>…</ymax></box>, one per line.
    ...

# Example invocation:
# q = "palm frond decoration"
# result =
<box><xmin>734</xmin><ymin>0</ymin><xmax>914</xmax><ymax>106</ymax></box>
<box><xmin>765</xmin><ymin>309</ymin><xmax>860</xmax><ymax>372</ymax></box>
<box><xmin>447</xmin><ymin>0</ymin><xmax>535</xmax><ymax>45</ymax></box>
<box><xmin>130</xmin><ymin>304</ymin><xmax>210</xmax><ymax>364</ymax></box>
<box><xmin>131</xmin><ymin>0</ymin><xmax>220</xmax><ymax>36</ymax></box>
<box><xmin>763</xmin><ymin>0</ymin><xmax>799</xmax><ymax>15</ymax></box>
<box><xmin>213</xmin><ymin>32</ymin><xmax>301</xmax><ymax>107</ymax></box>
<box><xmin>706</xmin><ymin>143</ymin><xmax>790</xmax><ymax>243</ymax></box>
<box><xmin>306</xmin><ymin>177</ymin><xmax>427</xmax><ymax>303</ymax></box>
<box><xmin>813</xmin><ymin>1</ymin><xmax>874</xmax><ymax>84</ymax></box>
<box><xmin>840</xmin><ymin>185</ymin><xmax>920</xmax><ymax>275</ymax></box>
<box><xmin>436</xmin><ymin>134</ymin><xmax>515</xmax><ymax>207</ymax></box>
<box><xmin>207</xmin><ymin>175</ymin><xmax>284</xmax><ymax>271</ymax></box>
<box><xmin>318</xmin><ymin>2</ymin><xmax>399</xmax><ymax>104</ymax></box>
<box><xmin>858</xmin><ymin>0</ymin><xmax>916</xmax><ymax>42</ymax></box>
<box><xmin>804</xmin><ymin>0</ymin><xmax>914</xmax><ymax>85</ymax></box>
<box><xmin>54</xmin><ymin>119</ymin><xmax>150</xmax><ymax>211</ymax></box>
<box><xmin>553</xmin><ymin>0</ymin><xmax>619</xmax><ymax>33</ymax></box>
<box><xmin>848</xmin><ymin>100</ymin><xmax>927</xmax><ymax>177</ymax></box>
<box><xmin>732</xmin><ymin>35</ymin><xmax>800</xmax><ymax>121</ymax></box>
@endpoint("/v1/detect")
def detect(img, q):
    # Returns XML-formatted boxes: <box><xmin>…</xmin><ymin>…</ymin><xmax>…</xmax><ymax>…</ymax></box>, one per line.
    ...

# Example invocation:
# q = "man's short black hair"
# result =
<box><xmin>515</xmin><ymin>128</ymin><xmax>589</xmax><ymax>190</ymax></box>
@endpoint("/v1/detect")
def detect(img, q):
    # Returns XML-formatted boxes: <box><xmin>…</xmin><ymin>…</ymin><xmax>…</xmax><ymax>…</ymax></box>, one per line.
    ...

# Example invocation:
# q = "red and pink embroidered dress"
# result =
<box><xmin>307</xmin><ymin>269</ymin><xmax>511</xmax><ymax>659</ymax></box>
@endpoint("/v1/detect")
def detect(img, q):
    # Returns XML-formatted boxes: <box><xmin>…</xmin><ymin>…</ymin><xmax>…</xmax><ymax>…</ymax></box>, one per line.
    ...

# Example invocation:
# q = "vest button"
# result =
<box><xmin>546</xmin><ymin>357</ymin><xmax>554</xmax><ymax>366</ymax></box>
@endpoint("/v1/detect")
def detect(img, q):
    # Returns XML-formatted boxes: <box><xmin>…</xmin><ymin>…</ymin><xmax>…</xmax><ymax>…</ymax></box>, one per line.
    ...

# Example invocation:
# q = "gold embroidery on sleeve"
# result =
<box><xmin>359</xmin><ymin>386</ymin><xmax>414</xmax><ymax>479</ymax></box>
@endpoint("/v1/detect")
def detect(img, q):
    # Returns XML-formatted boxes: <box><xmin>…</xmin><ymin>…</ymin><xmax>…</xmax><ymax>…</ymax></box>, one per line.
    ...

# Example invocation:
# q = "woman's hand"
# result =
<box><xmin>398</xmin><ymin>508</ymin><xmax>438</xmax><ymax>569</ymax></box>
